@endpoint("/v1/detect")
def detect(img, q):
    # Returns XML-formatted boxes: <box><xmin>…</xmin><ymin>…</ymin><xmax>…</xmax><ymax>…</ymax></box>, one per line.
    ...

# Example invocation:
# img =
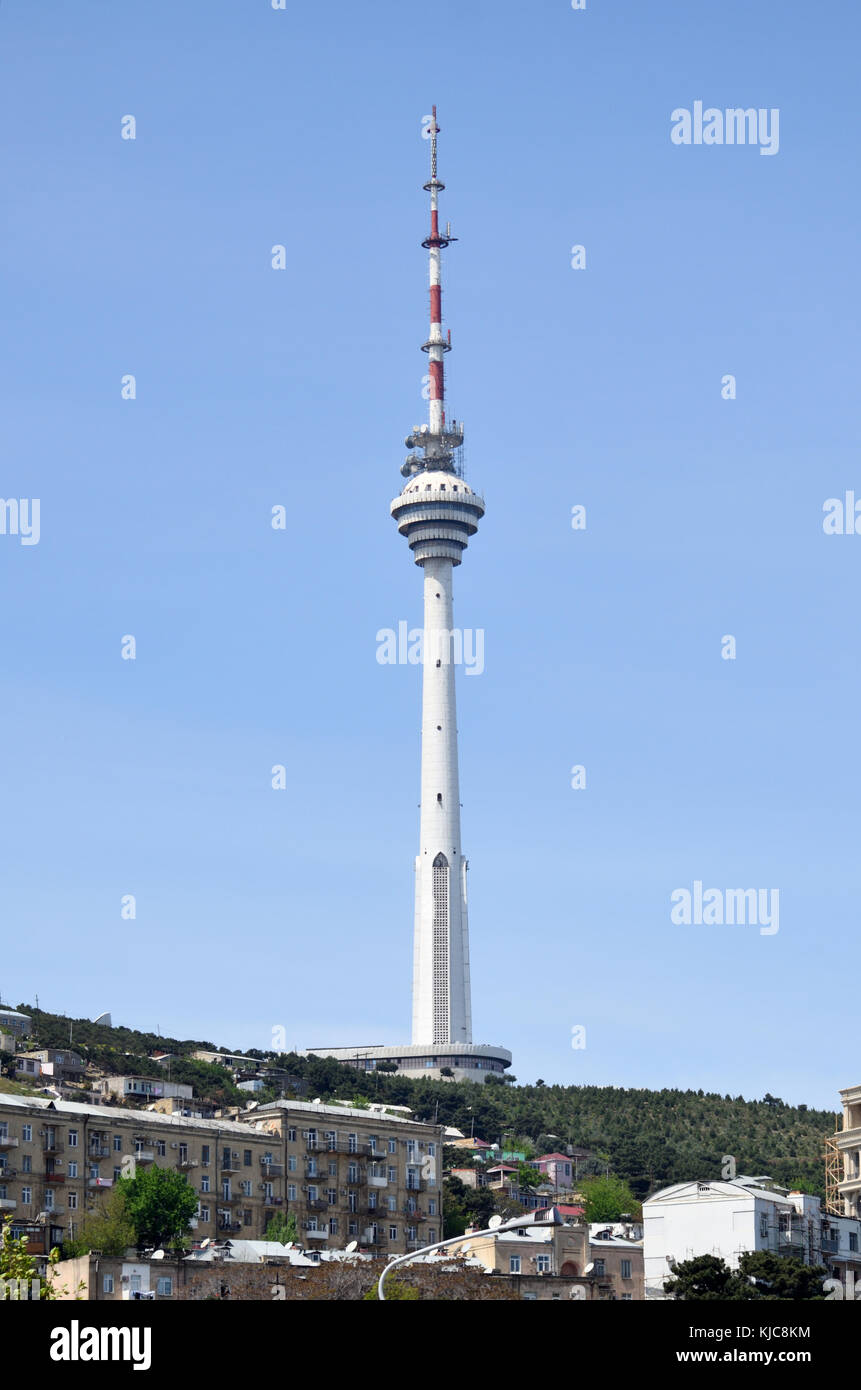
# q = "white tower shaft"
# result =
<box><xmin>412</xmin><ymin>557</ymin><xmax>472</xmax><ymax>1045</ymax></box>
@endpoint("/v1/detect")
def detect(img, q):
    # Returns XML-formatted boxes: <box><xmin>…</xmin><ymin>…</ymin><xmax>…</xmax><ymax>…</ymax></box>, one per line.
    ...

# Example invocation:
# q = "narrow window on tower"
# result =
<box><xmin>432</xmin><ymin>853</ymin><xmax>450</xmax><ymax>1044</ymax></box>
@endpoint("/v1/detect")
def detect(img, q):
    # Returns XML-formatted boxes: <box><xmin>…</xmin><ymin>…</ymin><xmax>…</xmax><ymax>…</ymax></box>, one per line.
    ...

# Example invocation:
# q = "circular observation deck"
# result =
<box><xmin>390</xmin><ymin>470</ymin><xmax>485</xmax><ymax>566</ymax></box>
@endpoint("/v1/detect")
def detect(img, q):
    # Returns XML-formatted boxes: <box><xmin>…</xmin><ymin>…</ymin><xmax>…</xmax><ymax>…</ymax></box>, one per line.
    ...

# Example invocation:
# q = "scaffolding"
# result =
<box><xmin>825</xmin><ymin>1127</ymin><xmax>843</xmax><ymax>1217</ymax></box>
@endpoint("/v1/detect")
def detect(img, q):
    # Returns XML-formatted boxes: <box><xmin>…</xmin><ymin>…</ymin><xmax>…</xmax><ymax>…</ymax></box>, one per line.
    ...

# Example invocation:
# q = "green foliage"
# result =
<box><xmin>1</xmin><ymin>1216</ymin><xmax>62</xmax><ymax>1299</ymax></box>
<box><xmin>580</xmin><ymin>1175</ymin><xmax>642</xmax><ymax>1222</ymax></box>
<box><xmin>665</xmin><ymin>1251</ymin><xmax>828</xmax><ymax>1301</ymax></box>
<box><xmin>117</xmin><ymin>1166</ymin><xmax>199</xmax><ymax>1250</ymax></box>
<box><xmin>265</xmin><ymin>1210</ymin><xmax>299</xmax><ymax>1244</ymax></box>
<box><xmin>62</xmin><ymin>1188</ymin><xmax>136</xmax><ymax>1259</ymax></box>
<box><xmin>363</xmin><ymin>1276</ymin><xmax>419</xmax><ymax>1300</ymax></box>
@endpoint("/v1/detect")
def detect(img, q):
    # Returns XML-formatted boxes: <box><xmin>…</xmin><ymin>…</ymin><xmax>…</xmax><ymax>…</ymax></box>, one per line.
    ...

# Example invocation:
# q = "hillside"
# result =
<box><xmin>9</xmin><ymin>1005</ymin><xmax>838</xmax><ymax>1199</ymax></box>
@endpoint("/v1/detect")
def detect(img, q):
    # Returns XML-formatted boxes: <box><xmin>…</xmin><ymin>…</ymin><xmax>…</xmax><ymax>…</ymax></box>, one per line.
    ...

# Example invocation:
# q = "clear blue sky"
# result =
<box><xmin>1</xmin><ymin>1</ymin><xmax>857</xmax><ymax>1110</ymax></box>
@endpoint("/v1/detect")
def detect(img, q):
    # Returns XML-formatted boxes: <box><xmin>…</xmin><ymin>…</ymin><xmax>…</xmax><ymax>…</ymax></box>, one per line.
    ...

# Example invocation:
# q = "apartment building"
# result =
<box><xmin>0</xmin><ymin>1008</ymin><xmax>31</xmax><ymax>1041</ymax></box>
<box><xmin>96</xmin><ymin>1076</ymin><xmax>193</xmax><ymax>1103</ymax></box>
<box><xmin>24</xmin><ymin>1049</ymin><xmax>85</xmax><ymax>1084</ymax></box>
<box><xmin>0</xmin><ymin>1094</ymin><xmax>283</xmax><ymax>1259</ymax></box>
<box><xmin>246</xmin><ymin>1099</ymin><xmax>445</xmax><ymax>1257</ymax></box>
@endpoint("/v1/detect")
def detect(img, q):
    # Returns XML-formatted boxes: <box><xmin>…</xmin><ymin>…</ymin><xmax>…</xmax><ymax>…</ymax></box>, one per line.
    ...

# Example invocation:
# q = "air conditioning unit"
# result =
<box><xmin>170</xmin><ymin>1143</ymin><xmax>178</xmax><ymax>1150</ymax></box>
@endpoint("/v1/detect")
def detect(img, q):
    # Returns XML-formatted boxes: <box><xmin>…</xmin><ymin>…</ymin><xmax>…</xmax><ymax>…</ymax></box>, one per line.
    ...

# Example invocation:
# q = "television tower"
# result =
<box><xmin>304</xmin><ymin>111</ymin><xmax>510</xmax><ymax>1083</ymax></box>
<box><xmin>391</xmin><ymin>107</ymin><xmax>485</xmax><ymax>1047</ymax></box>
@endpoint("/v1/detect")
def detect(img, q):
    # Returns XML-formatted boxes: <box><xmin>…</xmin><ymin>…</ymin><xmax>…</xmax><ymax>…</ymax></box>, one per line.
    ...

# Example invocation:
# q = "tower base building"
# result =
<box><xmin>301</xmin><ymin>1043</ymin><xmax>512</xmax><ymax>1086</ymax></box>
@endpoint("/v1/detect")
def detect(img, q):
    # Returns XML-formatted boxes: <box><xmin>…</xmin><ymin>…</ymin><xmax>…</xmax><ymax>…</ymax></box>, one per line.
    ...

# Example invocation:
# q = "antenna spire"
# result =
<box><xmin>401</xmin><ymin>105</ymin><xmax>463</xmax><ymax>478</ymax></box>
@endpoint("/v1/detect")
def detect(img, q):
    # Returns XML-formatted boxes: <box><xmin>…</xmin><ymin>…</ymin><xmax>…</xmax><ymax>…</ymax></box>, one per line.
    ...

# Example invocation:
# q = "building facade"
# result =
<box><xmin>644</xmin><ymin>1176</ymin><xmax>861</xmax><ymax>1299</ymax></box>
<box><xmin>836</xmin><ymin>1082</ymin><xmax>861</xmax><ymax>1221</ymax></box>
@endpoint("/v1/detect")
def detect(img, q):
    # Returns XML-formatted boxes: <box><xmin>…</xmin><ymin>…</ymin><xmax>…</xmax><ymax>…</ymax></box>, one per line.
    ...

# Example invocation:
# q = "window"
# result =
<box><xmin>428</xmin><ymin>1143</ymin><xmax>436</xmax><ymax>1157</ymax></box>
<box><xmin>621</xmin><ymin>1259</ymin><xmax>632</xmax><ymax>1279</ymax></box>
<box><xmin>21</xmin><ymin>1187</ymin><xmax>31</xmax><ymax>1205</ymax></box>
<box><xmin>348</xmin><ymin>1221</ymin><xmax>358</xmax><ymax>1237</ymax></box>
<box><xmin>103</xmin><ymin>1275</ymin><xmax>114</xmax><ymax>1294</ymax></box>
<box><xmin>369</xmin><ymin>1137</ymin><xmax>378</xmax><ymax>1154</ymax></box>
<box><xmin>307</xmin><ymin>1130</ymin><xmax>317</xmax><ymax>1150</ymax></box>
<box><xmin>348</xmin><ymin>1192</ymin><xmax>357</xmax><ymax>1213</ymax></box>
<box><xmin>222</xmin><ymin>1181</ymin><xmax>231</xmax><ymax>1200</ymax></box>
<box><xmin>157</xmin><ymin>1141</ymin><xmax>166</xmax><ymax>1158</ymax></box>
<box><xmin>288</xmin><ymin>1184</ymin><xmax>297</xmax><ymax>1200</ymax></box>
<box><xmin>243</xmin><ymin>1209</ymin><xmax>252</xmax><ymax>1226</ymax></box>
<box><xmin>200</xmin><ymin>1206</ymin><xmax>210</xmax><ymax>1222</ymax></box>
<box><xmin>197</xmin><ymin>1174</ymin><xmax>209</xmax><ymax>1194</ymax></box>
<box><xmin>760</xmin><ymin>1213</ymin><xmax>768</xmax><ymax>1238</ymax></box>
<box><xmin>348</xmin><ymin>1164</ymin><xmax>358</xmax><ymax>1183</ymax></box>
<box><xmin>68</xmin><ymin>1192</ymin><xmax>78</xmax><ymax>1211</ymax></box>
<box><xmin>328</xmin><ymin>1161</ymin><xmax>337</xmax><ymax>1176</ymax></box>
<box><xmin>428</xmin><ymin>1228</ymin><xmax>437</xmax><ymax>1242</ymax></box>
<box><xmin>156</xmin><ymin>1277</ymin><xmax>173</xmax><ymax>1297</ymax></box>
<box><xmin>67</xmin><ymin>1130</ymin><xmax>78</xmax><ymax>1148</ymax></box>
<box><xmin>388</xmin><ymin>1139</ymin><xmax>397</xmax><ymax>1154</ymax></box>
<box><xmin>45</xmin><ymin>1191</ymin><xmax>55</xmax><ymax>1212</ymax></box>
<box><xmin>536</xmin><ymin>1255</ymin><xmax>550</xmax><ymax>1273</ymax></box>
<box><xmin>509</xmin><ymin>1256</ymin><xmax>521</xmax><ymax>1274</ymax></box>
<box><xmin>387</xmin><ymin>1196</ymin><xmax>397</xmax><ymax>1212</ymax></box>
<box><xmin>68</xmin><ymin>1162</ymin><xmax>78</xmax><ymax>1179</ymax></box>
<box><xmin>348</xmin><ymin>1134</ymin><xmax>358</xmax><ymax>1154</ymax></box>
<box><xmin>201</xmin><ymin>1145</ymin><xmax>210</xmax><ymax>1166</ymax></box>
<box><xmin>593</xmin><ymin>1259</ymin><xmax>605</xmax><ymax>1277</ymax></box>
<box><xmin>244</xmin><ymin>1150</ymin><xmax>252</xmax><ymax>1167</ymax></box>
<box><xmin>428</xmin><ymin>1199</ymin><xmax>437</xmax><ymax>1216</ymax></box>
<box><xmin>329</xmin><ymin>1218</ymin><xmax>338</xmax><ymax>1235</ymax></box>
<box><xmin>287</xmin><ymin>1128</ymin><xmax>297</xmax><ymax>1143</ymax></box>
<box><xmin>388</xmin><ymin>1167</ymin><xmax>397</xmax><ymax>1183</ymax></box>
<box><xmin>407</xmin><ymin>1225</ymin><xmax>417</xmax><ymax>1241</ymax></box>
<box><xmin>851</xmin><ymin>1234</ymin><xmax>859</xmax><ymax>1253</ymax></box>
<box><xmin>327</xmin><ymin>1189</ymin><xmax>337</xmax><ymax>1206</ymax></box>
<box><xmin>389</xmin><ymin>1226</ymin><xmax>398</xmax><ymax>1241</ymax></box>
<box><xmin>22</xmin><ymin>1125</ymin><xmax>31</xmax><ymax>1143</ymax></box>
<box><xmin>113</xmin><ymin>1136</ymin><xmax>122</xmax><ymax>1152</ymax></box>
<box><xmin>113</xmin><ymin>1167</ymin><xmax>121</xmax><ymax>1181</ymax></box>
<box><xmin>241</xmin><ymin>1181</ymin><xmax>252</xmax><ymax>1197</ymax></box>
<box><xmin>369</xmin><ymin>1194</ymin><xmax>378</xmax><ymax>1212</ymax></box>
<box><xmin>621</xmin><ymin>1293</ymin><xmax>633</xmax><ymax>1301</ymax></box>
<box><xmin>326</xmin><ymin>1132</ymin><xmax>336</xmax><ymax>1151</ymax></box>
<box><xmin>307</xmin><ymin>1218</ymin><xmax>318</xmax><ymax>1232</ymax></box>
<box><xmin>22</xmin><ymin>1155</ymin><xmax>31</xmax><ymax>1174</ymax></box>
<box><xmin>307</xmin><ymin>1159</ymin><xmax>317</xmax><ymax>1177</ymax></box>
<box><xmin>308</xmin><ymin>1186</ymin><xmax>318</xmax><ymax>1202</ymax></box>
<box><xmin>288</xmin><ymin>1156</ymin><xmax>297</xmax><ymax>1172</ymax></box>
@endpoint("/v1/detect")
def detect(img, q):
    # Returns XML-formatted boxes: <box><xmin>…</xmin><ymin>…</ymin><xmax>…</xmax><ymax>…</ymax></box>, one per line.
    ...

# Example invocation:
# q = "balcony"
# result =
<box><xmin>88</xmin><ymin>1145</ymin><xmax>110</xmax><ymax>1158</ymax></box>
<box><xmin>406</xmin><ymin>1239</ymin><xmax>424</xmax><ymax>1251</ymax></box>
<box><xmin>220</xmin><ymin>1155</ymin><xmax>241</xmax><ymax>1173</ymax></box>
<box><xmin>88</xmin><ymin>1177</ymin><xmax>114</xmax><ymax>1190</ymax></box>
<box><xmin>264</xmin><ymin>1196</ymin><xmax>284</xmax><ymax>1208</ymax></box>
<box><xmin>42</xmin><ymin>1206</ymin><xmax>64</xmax><ymax>1217</ymax></box>
<box><xmin>367</xmin><ymin>1173</ymin><xmax>388</xmax><ymax>1188</ymax></box>
<box><xmin>0</xmin><ymin>1136</ymin><xmax>20</xmax><ymax>1150</ymax></box>
<box><xmin>306</xmin><ymin>1199</ymin><xmax>327</xmax><ymax>1212</ymax></box>
<box><xmin>218</xmin><ymin>1221</ymin><xmax>242</xmax><ymax>1233</ymax></box>
<box><xmin>0</xmin><ymin>1169</ymin><xmax>18</xmax><ymax>1181</ymax></box>
<box><xmin>0</xmin><ymin>1198</ymin><xmax>16</xmax><ymax>1211</ymax></box>
<box><xmin>41</xmin><ymin>1137</ymin><xmax>62</xmax><ymax>1153</ymax></box>
<box><xmin>45</xmin><ymin>1173</ymin><xmax>66</xmax><ymax>1185</ymax></box>
<box><xmin>134</xmin><ymin>1149</ymin><xmax>155</xmax><ymax>1164</ymax></box>
<box><xmin>177</xmin><ymin>1158</ymin><xmax>199</xmax><ymax>1171</ymax></box>
<box><xmin>303</xmin><ymin>1227</ymin><xmax>329</xmax><ymax>1241</ymax></box>
<box><xmin>345</xmin><ymin>1170</ymin><xmax>367</xmax><ymax>1185</ymax></box>
<box><xmin>260</xmin><ymin>1160</ymin><xmax>283</xmax><ymax>1177</ymax></box>
<box><xmin>822</xmin><ymin>1236</ymin><xmax>839</xmax><ymax>1254</ymax></box>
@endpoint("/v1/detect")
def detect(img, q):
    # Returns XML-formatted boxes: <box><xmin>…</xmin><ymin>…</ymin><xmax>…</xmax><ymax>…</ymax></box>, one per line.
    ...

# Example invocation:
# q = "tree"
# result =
<box><xmin>738</xmin><ymin>1251</ymin><xmax>828</xmax><ymax>1300</ymax></box>
<box><xmin>664</xmin><ymin>1254</ymin><xmax>758</xmax><ymax>1301</ymax></box>
<box><xmin>580</xmin><ymin>1175</ymin><xmax>642</xmax><ymax>1222</ymax></box>
<box><xmin>265</xmin><ymin>1210</ymin><xmax>299</xmax><ymax>1244</ymax></box>
<box><xmin>1</xmin><ymin>1216</ymin><xmax>63</xmax><ymax>1300</ymax></box>
<box><xmin>515</xmin><ymin>1163</ymin><xmax>544</xmax><ymax>1192</ymax></box>
<box><xmin>117</xmin><ymin>1166</ymin><xmax>199</xmax><ymax>1250</ymax></box>
<box><xmin>63</xmin><ymin>1187</ymin><xmax>135</xmax><ymax>1258</ymax></box>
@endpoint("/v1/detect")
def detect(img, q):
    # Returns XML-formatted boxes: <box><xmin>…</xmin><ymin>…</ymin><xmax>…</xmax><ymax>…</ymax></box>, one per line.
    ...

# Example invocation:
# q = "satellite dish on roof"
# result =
<box><xmin>488</xmin><ymin>1214</ymin><xmax>503</xmax><ymax>1230</ymax></box>
<box><xmin>151</xmin><ymin>1249</ymin><xmax>165</xmax><ymax>1260</ymax></box>
<box><xmin>584</xmin><ymin>1262</ymin><xmax>595</xmax><ymax>1275</ymax></box>
<box><xmin>311</xmin><ymin>1097</ymin><xmax>321</xmax><ymax>1105</ymax></box>
<box><xmin>346</xmin><ymin>1240</ymin><xmax>359</xmax><ymax>1254</ymax></box>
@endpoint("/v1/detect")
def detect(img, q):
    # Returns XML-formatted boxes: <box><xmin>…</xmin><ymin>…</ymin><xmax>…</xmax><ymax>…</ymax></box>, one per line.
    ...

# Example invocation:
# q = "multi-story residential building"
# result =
<box><xmin>588</xmin><ymin>1226</ymin><xmax>645</xmax><ymax>1301</ymax></box>
<box><xmin>246</xmin><ymin>1099</ymin><xmax>444</xmax><ymax>1258</ymax></box>
<box><xmin>96</xmin><ymin>1076</ymin><xmax>193</xmax><ymax>1103</ymax></box>
<box><xmin>836</xmin><ymin>1082</ymin><xmax>861</xmax><ymax>1221</ymax></box>
<box><xmin>0</xmin><ymin>1093</ymin><xmax>445</xmax><ymax>1266</ymax></box>
<box><xmin>0</xmin><ymin>1094</ymin><xmax>284</xmax><ymax>1261</ymax></box>
<box><xmin>25</xmin><ymin>1049</ymin><xmax>85</xmax><ymax>1084</ymax></box>
<box><xmin>643</xmin><ymin>1176</ymin><xmax>861</xmax><ymax>1299</ymax></box>
<box><xmin>0</xmin><ymin>1007</ymin><xmax>31</xmax><ymax>1040</ymax></box>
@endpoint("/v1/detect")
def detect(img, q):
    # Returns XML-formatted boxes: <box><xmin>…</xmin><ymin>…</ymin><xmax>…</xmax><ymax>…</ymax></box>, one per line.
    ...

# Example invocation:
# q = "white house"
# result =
<box><xmin>644</xmin><ymin>1176</ymin><xmax>861</xmax><ymax>1299</ymax></box>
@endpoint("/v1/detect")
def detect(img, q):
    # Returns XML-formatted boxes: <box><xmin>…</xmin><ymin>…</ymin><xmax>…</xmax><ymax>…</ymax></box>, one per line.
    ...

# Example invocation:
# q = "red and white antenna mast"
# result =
<box><xmin>402</xmin><ymin>105</ymin><xmax>463</xmax><ymax>478</ymax></box>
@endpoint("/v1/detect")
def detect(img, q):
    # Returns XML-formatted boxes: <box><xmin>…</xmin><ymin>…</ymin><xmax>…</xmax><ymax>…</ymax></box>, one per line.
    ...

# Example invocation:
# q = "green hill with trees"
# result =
<box><xmin>10</xmin><ymin>1005</ymin><xmax>836</xmax><ymax>1200</ymax></box>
